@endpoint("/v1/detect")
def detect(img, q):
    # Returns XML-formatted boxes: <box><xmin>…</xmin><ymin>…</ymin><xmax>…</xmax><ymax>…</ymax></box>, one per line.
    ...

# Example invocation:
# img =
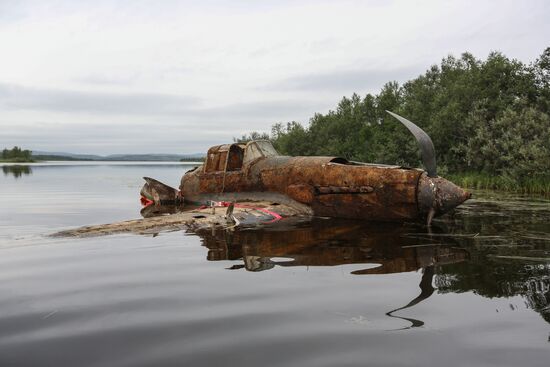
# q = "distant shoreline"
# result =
<box><xmin>3</xmin><ymin>146</ymin><xmax>205</xmax><ymax>163</ymax></box>
<box><xmin>29</xmin><ymin>153</ymin><xmax>205</xmax><ymax>162</ymax></box>
<box><xmin>29</xmin><ymin>155</ymin><xmax>205</xmax><ymax>162</ymax></box>
<box><xmin>0</xmin><ymin>158</ymin><xmax>36</xmax><ymax>163</ymax></box>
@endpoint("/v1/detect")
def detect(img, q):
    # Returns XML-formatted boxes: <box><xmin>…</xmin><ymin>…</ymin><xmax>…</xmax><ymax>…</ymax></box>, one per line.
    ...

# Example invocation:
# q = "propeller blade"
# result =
<box><xmin>386</xmin><ymin>111</ymin><xmax>437</xmax><ymax>178</ymax></box>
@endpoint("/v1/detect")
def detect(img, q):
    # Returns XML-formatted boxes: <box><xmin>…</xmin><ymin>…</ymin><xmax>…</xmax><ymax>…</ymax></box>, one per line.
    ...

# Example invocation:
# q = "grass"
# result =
<box><xmin>448</xmin><ymin>172</ymin><xmax>550</xmax><ymax>196</ymax></box>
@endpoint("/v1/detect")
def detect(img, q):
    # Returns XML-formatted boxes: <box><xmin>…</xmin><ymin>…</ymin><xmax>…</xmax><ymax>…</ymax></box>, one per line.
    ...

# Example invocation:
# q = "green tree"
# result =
<box><xmin>1</xmin><ymin>146</ymin><xmax>33</xmax><ymax>162</ymax></box>
<box><xmin>466</xmin><ymin>106</ymin><xmax>550</xmax><ymax>180</ymax></box>
<box><xmin>233</xmin><ymin>131</ymin><xmax>271</xmax><ymax>143</ymax></box>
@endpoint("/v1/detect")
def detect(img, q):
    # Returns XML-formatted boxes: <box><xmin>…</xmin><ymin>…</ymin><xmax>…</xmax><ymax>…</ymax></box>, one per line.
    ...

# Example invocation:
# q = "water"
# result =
<box><xmin>1</xmin><ymin>163</ymin><xmax>549</xmax><ymax>366</ymax></box>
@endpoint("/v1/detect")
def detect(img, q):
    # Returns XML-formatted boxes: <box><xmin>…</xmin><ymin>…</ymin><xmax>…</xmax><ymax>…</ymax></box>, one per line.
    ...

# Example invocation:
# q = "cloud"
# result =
<box><xmin>0</xmin><ymin>83</ymin><xmax>200</xmax><ymax>116</ymax></box>
<box><xmin>262</xmin><ymin>66</ymin><xmax>423</xmax><ymax>93</ymax></box>
<box><xmin>198</xmin><ymin>99</ymin><xmax>325</xmax><ymax>122</ymax></box>
<box><xmin>76</xmin><ymin>73</ymin><xmax>140</xmax><ymax>86</ymax></box>
<box><xmin>0</xmin><ymin>82</ymin><xmax>322</xmax><ymax>123</ymax></box>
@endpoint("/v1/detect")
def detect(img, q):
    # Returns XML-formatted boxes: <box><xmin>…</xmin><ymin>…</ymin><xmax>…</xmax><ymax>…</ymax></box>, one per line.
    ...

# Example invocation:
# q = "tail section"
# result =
<box><xmin>140</xmin><ymin>177</ymin><xmax>183</xmax><ymax>206</ymax></box>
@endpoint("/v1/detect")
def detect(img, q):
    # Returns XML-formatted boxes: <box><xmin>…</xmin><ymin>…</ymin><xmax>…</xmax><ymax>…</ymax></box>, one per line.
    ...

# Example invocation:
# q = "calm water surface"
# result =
<box><xmin>1</xmin><ymin>163</ymin><xmax>549</xmax><ymax>366</ymax></box>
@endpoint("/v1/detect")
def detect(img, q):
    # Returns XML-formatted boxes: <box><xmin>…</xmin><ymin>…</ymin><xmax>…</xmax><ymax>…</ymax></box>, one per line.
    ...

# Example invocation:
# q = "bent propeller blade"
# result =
<box><xmin>386</xmin><ymin>111</ymin><xmax>437</xmax><ymax>178</ymax></box>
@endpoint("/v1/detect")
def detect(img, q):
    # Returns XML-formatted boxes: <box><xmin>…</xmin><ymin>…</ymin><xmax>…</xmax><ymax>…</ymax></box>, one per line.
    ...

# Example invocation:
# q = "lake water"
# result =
<box><xmin>1</xmin><ymin>162</ymin><xmax>549</xmax><ymax>366</ymax></box>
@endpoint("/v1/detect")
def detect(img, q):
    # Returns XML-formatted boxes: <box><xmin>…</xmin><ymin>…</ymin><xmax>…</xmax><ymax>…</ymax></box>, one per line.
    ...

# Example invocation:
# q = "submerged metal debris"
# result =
<box><xmin>53</xmin><ymin>201</ymin><xmax>310</xmax><ymax>237</ymax></box>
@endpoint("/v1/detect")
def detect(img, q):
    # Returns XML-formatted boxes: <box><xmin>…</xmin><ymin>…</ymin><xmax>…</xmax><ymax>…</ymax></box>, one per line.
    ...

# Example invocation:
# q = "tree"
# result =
<box><xmin>1</xmin><ymin>146</ymin><xmax>33</xmax><ymax>161</ymax></box>
<box><xmin>466</xmin><ymin>106</ymin><xmax>550</xmax><ymax>180</ymax></box>
<box><xmin>233</xmin><ymin>131</ymin><xmax>270</xmax><ymax>143</ymax></box>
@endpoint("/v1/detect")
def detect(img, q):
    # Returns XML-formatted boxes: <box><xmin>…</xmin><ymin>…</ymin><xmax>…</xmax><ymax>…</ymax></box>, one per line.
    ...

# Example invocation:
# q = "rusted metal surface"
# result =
<box><xmin>417</xmin><ymin>174</ymin><xmax>471</xmax><ymax>217</ymax></box>
<box><xmin>180</xmin><ymin>139</ymin><xmax>470</xmax><ymax>222</ymax></box>
<box><xmin>204</xmin><ymin>144</ymin><xmax>248</xmax><ymax>173</ymax></box>
<box><xmin>315</xmin><ymin>185</ymin><xmax>374</xmax><ymax>194</ymax></box>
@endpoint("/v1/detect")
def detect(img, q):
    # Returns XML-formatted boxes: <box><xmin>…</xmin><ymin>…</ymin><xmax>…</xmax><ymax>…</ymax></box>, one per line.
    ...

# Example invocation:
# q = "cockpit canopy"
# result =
<box><xmin>204</xmin><ymin>140</ymin><xmax>279</xmax><ymax>173</ymax></box>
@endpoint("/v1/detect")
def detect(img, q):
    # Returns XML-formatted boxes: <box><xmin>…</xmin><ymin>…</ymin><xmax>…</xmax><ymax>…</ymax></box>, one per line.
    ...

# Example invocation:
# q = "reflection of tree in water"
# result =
<box><xmin>523</xmin><ymin>273</ymin><xmax>550</xmax><ymax>324</ymax></box>
<box><xmin>2</xmin><ymin>165</ymin><xmax>32</xmax><ymax>178</ymax></box>
<box><xmin>433</xmin><ymin>193</ymin><xmax>550</xmax><ymax>324</ymax></box>
<box><xmin>436</xmin><ymin>261</ymin><xmax>550</xmax><ymax>324</ymax></box>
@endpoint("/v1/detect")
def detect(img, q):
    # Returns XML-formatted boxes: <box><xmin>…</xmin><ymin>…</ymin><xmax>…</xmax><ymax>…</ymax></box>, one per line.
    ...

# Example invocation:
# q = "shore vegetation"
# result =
<box><xmin>1</xmin><ymin>146</ymin><xmax>34</xmax><ymax>163</ymax></box>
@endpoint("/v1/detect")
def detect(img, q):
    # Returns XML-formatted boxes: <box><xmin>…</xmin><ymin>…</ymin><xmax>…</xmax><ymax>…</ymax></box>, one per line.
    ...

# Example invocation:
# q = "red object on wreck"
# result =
<box><xmin>140</xmin><ymin>196</ymin><xmax>154</xmax><ymax>207</ymax></box>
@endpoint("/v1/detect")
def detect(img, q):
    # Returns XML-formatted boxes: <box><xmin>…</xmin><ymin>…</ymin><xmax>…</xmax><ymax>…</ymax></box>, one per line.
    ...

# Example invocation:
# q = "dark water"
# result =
<box><xmin>1</xmin><ymin>163</ymin><xmax>549</xmax><ymax>367</ymax></box>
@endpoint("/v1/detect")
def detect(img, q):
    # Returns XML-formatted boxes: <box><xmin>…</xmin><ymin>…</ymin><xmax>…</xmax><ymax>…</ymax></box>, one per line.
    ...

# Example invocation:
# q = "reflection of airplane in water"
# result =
<box><xmin>193</xmin><ymin>219</ymin><xmax>469</xmax><ymax>328</ymax></box>
<box><xmin>196</xmin><ymin>219</ymin><xmax>468</xmax><ymax>273</ymax></box>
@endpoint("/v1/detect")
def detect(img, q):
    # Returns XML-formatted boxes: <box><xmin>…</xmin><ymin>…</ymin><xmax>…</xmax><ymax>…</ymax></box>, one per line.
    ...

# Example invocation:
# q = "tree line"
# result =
<box><xmin>240</xmin><ymin>47</ymin><xmax>550</xmax><ymax>191</ymax></box>
<box><xmin>1</xmin><ymin>146</ymin><xmax>33</xmax><ymax>162</ymax></box>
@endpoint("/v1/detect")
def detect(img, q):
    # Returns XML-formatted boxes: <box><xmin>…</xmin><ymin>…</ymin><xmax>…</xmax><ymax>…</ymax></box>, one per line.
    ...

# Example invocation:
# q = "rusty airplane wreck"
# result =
<box><xmin>55</xmin><ymin>111</ymin><xmax>471</xmax><ymax>238</ymax></box>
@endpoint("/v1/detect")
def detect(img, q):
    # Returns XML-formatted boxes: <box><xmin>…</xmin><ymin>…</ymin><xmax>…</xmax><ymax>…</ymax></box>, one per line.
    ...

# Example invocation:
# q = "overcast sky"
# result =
<box><xmin>1</xmin><ymin>0</ymin><xmax>548</xmax><ymax>154</ymax></box>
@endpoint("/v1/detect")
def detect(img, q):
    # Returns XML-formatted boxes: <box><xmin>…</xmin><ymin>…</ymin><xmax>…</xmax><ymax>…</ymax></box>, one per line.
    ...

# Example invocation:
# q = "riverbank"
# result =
<box><xmin>448</xmin><ymin>172</ymin><xmax>550</xmax><ymax>196</ymax></box>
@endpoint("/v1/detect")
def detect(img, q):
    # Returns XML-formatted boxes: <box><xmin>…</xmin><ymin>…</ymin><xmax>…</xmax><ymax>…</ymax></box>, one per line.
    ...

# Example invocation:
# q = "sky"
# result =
<box><xmin>1</xmin><ymin>0</ymin><xmax>548</xmax><ymax>154</ymax></box>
